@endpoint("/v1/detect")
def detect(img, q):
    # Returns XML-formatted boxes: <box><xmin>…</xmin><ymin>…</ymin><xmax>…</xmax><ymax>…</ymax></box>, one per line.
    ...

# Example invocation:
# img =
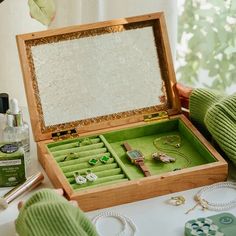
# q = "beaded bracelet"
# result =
<box><xmin>186</xmin><ymin>181</ymin><xmax>236</xmax><ymax>214</ymax></box>
<box><xmin>92</xmin><ymin>211</ymin><xmax>137</xmax><ymax>236</ymax></box>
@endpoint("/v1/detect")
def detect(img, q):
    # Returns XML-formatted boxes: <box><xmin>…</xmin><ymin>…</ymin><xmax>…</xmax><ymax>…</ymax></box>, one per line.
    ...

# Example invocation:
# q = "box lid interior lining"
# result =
<box><xmin>19</xmin><ymin>14</ymin><xmax>179</xmax><ymax>140</ymax></box>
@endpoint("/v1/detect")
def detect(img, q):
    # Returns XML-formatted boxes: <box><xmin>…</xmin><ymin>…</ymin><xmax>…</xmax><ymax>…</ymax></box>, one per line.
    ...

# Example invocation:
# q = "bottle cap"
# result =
<box><xmin>0</xmin><ymin>93</ymin><xmax>9</xmax><ymax>114</ymax></box>
<box><xmin>6</xmin><ymin>98</ymin><xmax>23</xmax><ymax>127</ymax></box>
<box><xmin>9</xmin><ymin>98</ymin><xmax>20</xmax><ymax>115</ymax></box>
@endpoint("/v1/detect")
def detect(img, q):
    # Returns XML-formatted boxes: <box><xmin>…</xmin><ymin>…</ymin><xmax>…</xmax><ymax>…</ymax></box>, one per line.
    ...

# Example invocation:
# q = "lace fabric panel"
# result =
<box><xmin>31</xmin><ymin>26</ymin><xmax>163</xmax><ymax>127</ymax></box>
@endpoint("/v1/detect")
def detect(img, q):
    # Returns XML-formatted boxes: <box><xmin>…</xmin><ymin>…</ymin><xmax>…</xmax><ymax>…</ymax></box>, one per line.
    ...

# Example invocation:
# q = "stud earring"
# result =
<box><xmin>74</xmin><ymin>172</ymin><xmax>87</xmax><ymax>185</ymax></box>
<box><xmin>86</xmin><ymin>170</ymin><xmax>98</xmax><ymax>182</ymax></box>
<box><xmin>80</xmin><ymin>138</ymin><xmax>92</xmax><ymax>146</ymax></box>
<box><xmin>100</xmin><ymin>155</ymin><xmax>110</xmax><ymax>164</ymax></box>
<box><xmin>75</xmin><ymin>141</ymin><xmax>80</xmax><ymax>147</ymax></box>
<box><xmin>88</xmin><ymin>158</ymin><xmax>98</xmax><ymax>165</ymax></box>
<box><xmin>61</xmin><ymin>152</ymin><xmax>77</xmax><ymax>162</ymax></box>
<box><xmin>175</xmin><ymin>143</ymin><xmax>181</xmax><ymax>148</ymax></box>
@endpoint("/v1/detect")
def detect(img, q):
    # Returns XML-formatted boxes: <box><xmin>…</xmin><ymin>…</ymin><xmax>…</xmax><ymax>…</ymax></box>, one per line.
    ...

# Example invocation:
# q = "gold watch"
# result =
<box><xmin>123</xmin><ymin>142</ymin><xmax>151</xmax><ymax>177</ymax></box>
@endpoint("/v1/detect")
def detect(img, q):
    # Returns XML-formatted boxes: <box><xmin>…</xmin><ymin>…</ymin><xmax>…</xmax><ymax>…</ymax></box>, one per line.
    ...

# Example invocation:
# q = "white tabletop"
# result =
<box><xmin>1</xmin><ymin>112</ymin><xmax>236</xmax><ymax>236</ymax></box>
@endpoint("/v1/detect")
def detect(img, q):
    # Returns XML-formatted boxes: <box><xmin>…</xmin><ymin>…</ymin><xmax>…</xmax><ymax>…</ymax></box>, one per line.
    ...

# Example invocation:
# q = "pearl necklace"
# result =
<box><xmin>186</xmin><ymin>181</ymin><xmax>236</xmax><ymax>214</ymax></box>
<box><xmin>153</xmin><ymin>135</ymin><xmax>191</xmax><ymax>168</ymax></box>
<box><xmin>92</xmin><ymin>211</ymin><xmax>137</xmax><ymax>236</ymax></box>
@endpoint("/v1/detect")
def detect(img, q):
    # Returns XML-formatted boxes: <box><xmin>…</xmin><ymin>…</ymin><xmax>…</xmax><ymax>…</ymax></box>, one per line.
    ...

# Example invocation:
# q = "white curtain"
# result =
<box><xmin>0</xmin><ymin>0</ymin><xmax>46</xmax><ymax>106</ymax></box>
<box><xmin>51</xmin><ymin>0</ymin><xmax>177</xmax><ymax>57</ymax></box>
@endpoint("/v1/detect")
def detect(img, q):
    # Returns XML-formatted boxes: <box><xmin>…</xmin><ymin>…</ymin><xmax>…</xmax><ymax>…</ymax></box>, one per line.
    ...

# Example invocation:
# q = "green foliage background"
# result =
<box><xmin>177</xmin><ymin>0</ymin><xmax>236</xmax><ymax>91</ymax></box>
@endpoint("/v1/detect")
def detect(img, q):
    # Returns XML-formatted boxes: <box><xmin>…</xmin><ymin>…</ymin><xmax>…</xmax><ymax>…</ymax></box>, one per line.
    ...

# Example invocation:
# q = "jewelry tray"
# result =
<box><xmin>47</xmin><ymin>118</ymin><xmax>222</xmax><ymax>192</ymax></box>
<box><xmin>16</xmin><ymin>12</ymin><xmax>228</xmax><ymax>211</ymax></box>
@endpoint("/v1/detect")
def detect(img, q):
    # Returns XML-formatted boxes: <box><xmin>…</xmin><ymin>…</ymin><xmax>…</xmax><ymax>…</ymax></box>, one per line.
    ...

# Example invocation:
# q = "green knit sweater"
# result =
<box><xmin>190</xmin><ymin>88</ymin><xmax>236</xmax><ymax>165</ymax></box>
<box><xmin>15</xmin><ymin>189</ymin><xmax>98</xmax><ymax>236</ymax></box>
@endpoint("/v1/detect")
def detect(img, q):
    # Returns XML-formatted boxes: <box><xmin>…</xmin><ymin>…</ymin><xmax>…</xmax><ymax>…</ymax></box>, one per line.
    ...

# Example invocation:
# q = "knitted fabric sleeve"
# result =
<box><xmin>189</xmin><ymin>89</ymin><xmax>224</xmax><ymax>133</ymax></box>
<box><xmin>190</xmin><ymin>89</ymin><xmax>236</xmax><ymax>164</ymax></box>
<box><xmin>15</xmin><ymin>189</ymin><xmax>98</xmax><ymax>236</ymax></box>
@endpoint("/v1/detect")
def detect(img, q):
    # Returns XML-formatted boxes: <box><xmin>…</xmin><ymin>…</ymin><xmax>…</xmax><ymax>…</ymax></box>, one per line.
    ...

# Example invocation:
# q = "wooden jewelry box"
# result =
<box><xmin>16</xmin><ymin>12</ymin><xmax>228</xmax><ymax>211</ymax></box>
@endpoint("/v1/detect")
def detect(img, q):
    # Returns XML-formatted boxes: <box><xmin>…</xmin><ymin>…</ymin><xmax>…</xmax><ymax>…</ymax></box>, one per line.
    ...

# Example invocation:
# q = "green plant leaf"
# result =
<box><xmin>208</xmin><ymin>68</ymin><xmax>219</xmax><ymax>77</ymax></box>
<box><xmin>208</xmin><ymin>0</ymin><xmax>225</xmax><ymax>8</ymax></box>
<box><xmin>224</xmin><ymin>46</ymin><xmax>236</xmax><ymax>55</ymax></box>
<box><xmin>28</xmin><ymin>0</ymin><xmax>55</xmax><ymax>26</ymax></box>
<box><xmin>177</xmin><ymin>0</ymin><xmax>236</xmax><ymax>91</ymax></box>
<box><xmin>232</xmin><ymin>1</ymin><xmax>236</xmax><ymax>10</ymax></box>
<box><xmin>196</xmin><ymin>9</ymin><xmax>214</xmax><ymax>17</ymax></box>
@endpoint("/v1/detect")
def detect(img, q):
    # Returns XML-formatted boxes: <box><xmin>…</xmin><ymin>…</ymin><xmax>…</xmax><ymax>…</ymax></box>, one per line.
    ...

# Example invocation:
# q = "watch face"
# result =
<box><xmin>127</xmin><ymin>150</ymin><xmax>144</xmax><ymax>161</ymax></box>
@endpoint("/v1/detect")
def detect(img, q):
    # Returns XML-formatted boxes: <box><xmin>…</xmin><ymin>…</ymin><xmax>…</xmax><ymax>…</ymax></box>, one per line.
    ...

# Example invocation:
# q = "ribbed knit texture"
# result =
<box><xmin>15</xmin><ymin>189</ymin><xmax>98</xmax><ymax>236</ymax></box>
<box><xmin>190</xmin><ymin>89</ymin><xmax>236</xmax><ymax>165</ymax></box>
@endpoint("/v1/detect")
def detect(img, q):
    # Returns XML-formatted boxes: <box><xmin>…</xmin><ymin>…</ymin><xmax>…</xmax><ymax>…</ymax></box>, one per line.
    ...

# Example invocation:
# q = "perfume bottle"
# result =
<box><xmin>0</xmin><ymin>93</ymin><xmax>9</xmax><ymax>141</ymax></box>
<box><xmin>3</xmin><ymin>98</ymin><xmax>30</xmax><ymax>166</ymax></box>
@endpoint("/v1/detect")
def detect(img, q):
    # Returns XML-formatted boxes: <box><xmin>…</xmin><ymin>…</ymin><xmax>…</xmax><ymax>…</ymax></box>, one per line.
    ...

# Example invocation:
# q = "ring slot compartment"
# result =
<box><xmin>47</xmin><ymin>136</ymin><xmax>129</xmax><ymax>191</ymax></box>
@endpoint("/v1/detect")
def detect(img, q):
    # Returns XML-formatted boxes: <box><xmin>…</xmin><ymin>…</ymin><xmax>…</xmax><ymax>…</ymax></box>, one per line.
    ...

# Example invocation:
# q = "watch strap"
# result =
<box><xmin>136</xmin><ymin>160</ymin><xmax>151</xmax><ymax>177</ymax></box>
<box><xmin>123</xmin><ymin>142</ymin><xmax>132</xmax><ymax>151</ymax></box>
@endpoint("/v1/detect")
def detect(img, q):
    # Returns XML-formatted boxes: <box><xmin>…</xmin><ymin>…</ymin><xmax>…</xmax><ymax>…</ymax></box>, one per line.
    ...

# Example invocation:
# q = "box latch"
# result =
<box><xmin>51</xmin><ymin>128</ymin><xmax>77</xmax><ymax>141</ymax></box>
<box><xmin>143</xmin><ymin>111</ymin><xmax>169</xmax><ymax>122</ymax></box>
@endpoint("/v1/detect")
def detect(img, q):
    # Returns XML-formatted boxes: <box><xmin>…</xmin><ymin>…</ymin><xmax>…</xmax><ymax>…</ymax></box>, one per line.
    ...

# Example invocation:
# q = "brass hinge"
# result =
<box><xmin>52</xmin><ymin>128</ymin><xmax>77</xmax><ymax>141</ymax></box>
<box><xmin>143</xmin><ymin>111</ymin><xmax>169</xmax><ymax>122</ymax></box>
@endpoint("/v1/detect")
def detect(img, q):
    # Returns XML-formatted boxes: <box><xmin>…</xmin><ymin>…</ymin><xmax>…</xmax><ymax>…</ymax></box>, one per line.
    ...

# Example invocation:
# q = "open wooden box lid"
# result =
<box><xmin>16</xmin><ymin>12</ymin><xmax>181</xmax><ymax>142</ymax></box>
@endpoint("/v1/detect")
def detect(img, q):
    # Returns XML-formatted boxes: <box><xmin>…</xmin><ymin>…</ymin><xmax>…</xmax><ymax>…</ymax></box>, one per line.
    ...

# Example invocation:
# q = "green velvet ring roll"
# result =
<box><xmin>52</xmin><ymin>143</ymin><xmax>105</xmax><ymax>157</ymax></box>
<box><xmin>67</xmin><ymin>168</ymin><xmax>123</xmax><ymax>183</ymax></box>
<box><xmin>59</xmin><ymin>153</ymin><xmax>111</xmax><ymax>167</ymax></box>
<box><xmin>61</xmin><ymin>158</ymin><xmax>115</xmax><ymax>173</ymax></box>
<box><xmin>72</xmin><ymin>174</ymin><xmax>126</xmax><ymax>190</ymax></box>
<box><xmin>74</xmin><ymin>179</ymin><xmax>128</xmax><ymax>191</ymax></box>
<box><xmin>49</xmin><ymin>138</ymin><xmax>101</xmax><ymax>152</ymax></box>
<box><xmin>55</xmin><ymin>148</ymin><xmax>108</xmax><ymax>162</ymax></box>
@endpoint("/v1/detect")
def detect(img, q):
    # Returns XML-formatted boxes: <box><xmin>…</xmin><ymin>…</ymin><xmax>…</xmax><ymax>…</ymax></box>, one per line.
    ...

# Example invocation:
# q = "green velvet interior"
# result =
<box><xmin>47</xmin><ymin>118</ymin><xmax>217</xmax><ymax>191</ymax></box>
<box><xmin>103</xmin><ymin>119</ymin><xmax>217</xmax><ymax>179</ymax></box>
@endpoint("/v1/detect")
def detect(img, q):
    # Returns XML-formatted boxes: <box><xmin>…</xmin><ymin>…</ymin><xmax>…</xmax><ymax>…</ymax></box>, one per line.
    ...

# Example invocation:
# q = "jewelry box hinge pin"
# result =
<box><xmin>143</xmin><ymin>111</ymin><xmax>169</xmax><ymax>122</ymax></box>
<box><xmin>52</xmin><ymin>128</ymin><xmax>77</xmax><ymax>141</ymax></box>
